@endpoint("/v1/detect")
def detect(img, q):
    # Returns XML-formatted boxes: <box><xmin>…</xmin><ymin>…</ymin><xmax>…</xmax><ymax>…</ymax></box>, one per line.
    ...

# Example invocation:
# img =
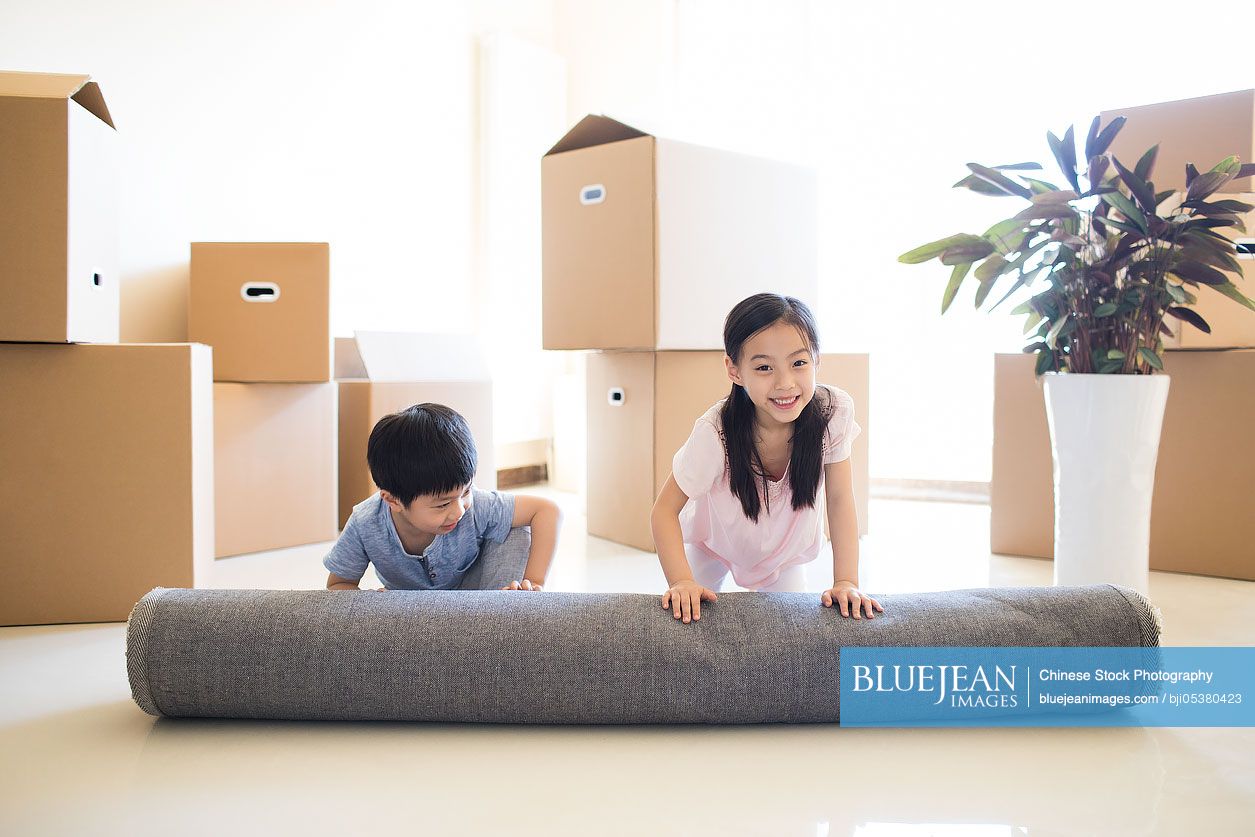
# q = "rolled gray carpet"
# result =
<box><xmin>127</xmin><ymin>585</ymin><xmax>1160</xmax><ymax>723</ymax></box>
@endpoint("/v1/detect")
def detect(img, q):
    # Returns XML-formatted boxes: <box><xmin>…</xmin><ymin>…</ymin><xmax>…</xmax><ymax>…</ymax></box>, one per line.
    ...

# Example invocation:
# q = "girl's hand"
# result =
<box><xmin>822</xmin><ymin>581</ymin><xmax>883</xmax><ymax>619</ymax></box>
<box><xmin>661</xmin><ymin>580</ymin><xmax>718</xmax><ymax>623</ymax></box>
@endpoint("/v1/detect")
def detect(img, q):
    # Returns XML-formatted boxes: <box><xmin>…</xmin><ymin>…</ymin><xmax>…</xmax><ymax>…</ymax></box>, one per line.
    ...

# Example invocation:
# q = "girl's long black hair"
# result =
<box><xmin>720</xmin><ymin>293</ymin><xmax>832</xmax><ymax>522</ymax></box>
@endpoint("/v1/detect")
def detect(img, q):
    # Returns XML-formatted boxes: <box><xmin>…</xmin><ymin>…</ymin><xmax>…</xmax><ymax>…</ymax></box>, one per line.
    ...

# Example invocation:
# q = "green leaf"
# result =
<box><xmin>941</xmin><ymin>262</ymin><xmax>971</xmax><ymax>314</ymax></box>
<box><xmin>899</xmin><ymin>233</ymin><xmax>986</xmax><ymax>264</ymax></box>
<box><xmin>1045</xmin><ymin>313</ymin><xmax>1070</xmax><ymax>349</ymax></box>
<box><xmin>941</xmin><ymin>239</ymin><xmax>996</xmax><ymax>264</ymax></box>
<box><xmin>1031</xmin><ymin>190</ymin><xmax>1079</xmax><ymax>204</ymax></box>
<box><xmin>1166</xmin><ymin>306</ymin><xmax>1212</xmax><ymax>333</ymax></box>
<box><xmin>1098</xmin><ymin>360</ymin><xmax>1124</xmax><ymax>374</ymax></box>
<box><xmin>1187</xmin><ymin>198</ymin><xmax>1255</xmax><ymax>215</ymax></box>
<box><xmin>1093</xmin><ymin>302</ymin><xmax>1118</xmax><ymax>317</ymax></box>
<box><xmin>1021</xmin><ymin>177</ymin><xmax>1062</xmax><ymax>194</ymax></box>
<box><xmin>1107</xmin><ymin>349</ymin><xmax>1126</xmax><ymax>360</ymax></box>
<box><xmin>1099</xmin><ymin>191</ymin><xmax>1149</xmax><ymax>234</ymax></box>
<box><xmin>1138</xmin><ymin>347</ymin><xmax>1164</xmax><ymax>371</ymax></box>
<box><xmin>952</xmin><ymin>173</ymin><xmax>1013</xmax><ymax>196</ymax></box>
<box><xmin>1112</xmin><ymin>155</ymin><xmax>1156</xmax><ymax>212</ymax></box>
<box><xmin>1210</xmin><ymin>155</ymin><xmax>1241</xmax><ymax>174</ymax></box>
<box><xmin>966</xmin><ymin>163</ymin><xmax>1033</xmax><ymax>198</ymax></box>
<box><xmin>982</xmin><ymin>218</ymin><xmax>1028</xmax><ymax>255</ymax></box>
<box><xmin>1011</xmin><ymin>300</ymin><xmax>1034</xmax><ymax>315</ymax></box>
<box><xmin>1023</xmin><ymin>311</ymin><xmax>1043</xmax><ymax>334</ymax></box>
<box><xmin>1186</xmin><ymin>170</ymin><xmax>1236</xmax><ymax>202</ymax></box>
<box><xmin>1165</xmin><ymin>282</ymin><xmax>1188</xmax><ymax>304</ymax></box>
<box><xmin>1015</xmin><ymin>204</ymin><xmax>1079</xmax><ymax>221</ymax></box>
<box><xmin>1035</xmin><ymin>350</ymin><xmax>1055</xmax><ymax>376</ymax></box>
<box><xmin>1091</xmin><ymin>116</ymin><xmax>1126</xmax><ymax>158</ymax></box>
<box><xmin>974</xmin><ymin>253</ymin><xmax>1010</xmax><ymax>282</ymax></box>
<box><xmin>1170</xmin><ymin>261</ymin><xmax>1228</xmax><ymax>286</ymax></box>
<box><xmin>990</xmin><ymin>162</ymin><xmax>1044</xmax><ymax>171</ymax></box>
<box><xmin>1211</xmin><ymin>280</ymin><xmax>1255</xmax><ymax>312</ymax></box>
<box><xmin>1133</xmin><ymin>145</ymin><xmax>1159</xmax><ymax>181</ymax></box>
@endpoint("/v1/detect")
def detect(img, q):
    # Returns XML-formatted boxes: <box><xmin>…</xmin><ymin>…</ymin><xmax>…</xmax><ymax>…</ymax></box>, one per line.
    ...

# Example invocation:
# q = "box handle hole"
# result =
<box><xmin>240</xmin><ymin>282</ymin><xmax>281</xmax><ymax>302</ymax></box>
<box><xmin>580</xmin><ymin>184</ymin><xmax>606</xmax><ymax>205</ymax></box>
<box><xmin>607</xmin><ymin>387</ymin><xmax>625</xmax><ymax>406</ymax></box>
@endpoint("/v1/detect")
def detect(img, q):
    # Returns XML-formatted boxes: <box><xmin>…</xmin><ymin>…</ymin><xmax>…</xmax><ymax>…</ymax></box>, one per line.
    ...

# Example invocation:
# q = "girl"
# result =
<box><xmin>652</xmin><ymin>292</ymin><xmax>883</xmax><ymax>623</ymax></box>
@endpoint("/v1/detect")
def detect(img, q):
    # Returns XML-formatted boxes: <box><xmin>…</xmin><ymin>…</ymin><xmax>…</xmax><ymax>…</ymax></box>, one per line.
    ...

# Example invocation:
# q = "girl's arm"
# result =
<box><xmin>651</xmin><ymin>474</ymin><xmax>717</xmax><ymax>622</ymax></box>
<box><xmin>821</xmin><ymin>458</ymin><xmax>883</xmax><ymax>618</ymax></box>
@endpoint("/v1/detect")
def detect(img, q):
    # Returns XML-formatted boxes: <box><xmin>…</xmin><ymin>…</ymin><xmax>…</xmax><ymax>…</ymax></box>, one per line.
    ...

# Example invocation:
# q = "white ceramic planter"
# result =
<box><xmin>1042</xmin><ymin>373</ymin><xmax>1171</xmax><ymax>596</ymax></box>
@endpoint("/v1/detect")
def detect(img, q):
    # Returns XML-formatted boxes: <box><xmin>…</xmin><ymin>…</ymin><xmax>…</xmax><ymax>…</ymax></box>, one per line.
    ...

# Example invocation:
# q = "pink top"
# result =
<box><xmin>672</xmin><ymin>384</ymin><xmax>861</xmax><ymax>589</ymax></box>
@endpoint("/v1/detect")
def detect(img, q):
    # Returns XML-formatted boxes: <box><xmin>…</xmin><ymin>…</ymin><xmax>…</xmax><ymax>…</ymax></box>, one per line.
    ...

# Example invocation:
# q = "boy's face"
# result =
<box><xmin>725</xmin><ymin>321</ymin><xmax>818</xmax><ymax>430</ymax></box>
<box><xmin>383</xmin><ymin>484</ymin><xmax>474</xmax><ymax>536</ymax></box>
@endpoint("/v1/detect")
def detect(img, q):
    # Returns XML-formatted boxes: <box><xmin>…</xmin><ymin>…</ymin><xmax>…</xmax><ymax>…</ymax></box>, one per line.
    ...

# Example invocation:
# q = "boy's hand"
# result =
<box><xmin>822</xmin><ymin>581</ymin><xmax>883</xmax><ymax>619</ymax></box>
<box><xmin>501</xmin><ymin>579</ymin><xmax>544</xmax><ymax>591</ymax></box>
<box><xmin>661</xmin><ymin>580</ymin><xmax>717</xmax><ymax>623</ymax></box>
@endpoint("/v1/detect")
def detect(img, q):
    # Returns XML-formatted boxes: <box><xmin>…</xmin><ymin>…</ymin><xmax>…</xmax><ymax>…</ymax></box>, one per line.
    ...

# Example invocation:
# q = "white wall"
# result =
<box><xmin>3</xmin><ymin>1</ymin><xmax>522</xmax><ymax>341</ymax></box>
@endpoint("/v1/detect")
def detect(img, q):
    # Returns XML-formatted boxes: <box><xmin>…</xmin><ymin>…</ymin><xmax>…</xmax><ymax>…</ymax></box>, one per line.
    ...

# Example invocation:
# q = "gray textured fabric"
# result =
<box><xmin>126</xmin><ymin>584</ymin><xmax>1160</xmax><ymax>723</ymax></box>
<box><xmin>457</xmin><ymin>527</ymin><xmax>531</xmax><ymax>590</ymax></box>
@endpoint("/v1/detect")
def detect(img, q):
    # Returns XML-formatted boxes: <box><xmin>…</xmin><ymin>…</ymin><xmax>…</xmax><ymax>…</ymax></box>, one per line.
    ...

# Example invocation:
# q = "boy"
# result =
<box><xmin>324</xmin><ymin>403</ymin><xmax>561</xmax><ymax>591</ymax></box>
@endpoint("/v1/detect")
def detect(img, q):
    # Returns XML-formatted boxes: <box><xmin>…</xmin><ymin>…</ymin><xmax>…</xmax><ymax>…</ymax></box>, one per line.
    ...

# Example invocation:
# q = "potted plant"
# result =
<box><xmin>899</xmin><ymin>116</ymin><xmax>1255</xmax><ymax>594</ymax></box>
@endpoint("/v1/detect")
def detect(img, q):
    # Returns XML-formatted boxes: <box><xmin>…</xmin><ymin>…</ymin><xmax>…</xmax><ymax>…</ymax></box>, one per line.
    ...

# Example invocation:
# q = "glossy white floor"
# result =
<box><xmin>2</xmin><ymin>489</ymin><xmax>1252</xmax><ymax>836</ymax></box>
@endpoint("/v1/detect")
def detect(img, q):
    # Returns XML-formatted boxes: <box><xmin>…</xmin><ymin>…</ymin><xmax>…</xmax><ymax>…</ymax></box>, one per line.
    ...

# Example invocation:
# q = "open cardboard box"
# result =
<box><xmin>0</xmin><ymin>71</ymin><xmax>119</xmax><ymax>344</ymax></box>
<box><xmin>542</xmin><ymin>114</ymin><xmax>818</xmax><ymax>351</ymax></box>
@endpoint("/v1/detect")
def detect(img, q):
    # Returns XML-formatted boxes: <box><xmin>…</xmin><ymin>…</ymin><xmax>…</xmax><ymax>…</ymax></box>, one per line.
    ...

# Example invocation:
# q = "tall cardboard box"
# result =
<box><xmin>189</xmin><ymin>242</ymin><xmax>331</xmax><ymax>382</ymax></box>
<box><xmin>1163</xmin><ymin>195</ymin><xmax>1255</xmax><ymax>349</ymax></box>
<box><xmin>542</xmin><ymin>115</ymin><xmax>818</xmax><ymax>351</ymax></box>
<box><xmin>0</xmin><ymin>344</ymin><xmax>213</xmax><ymax>626</ymax></box>
<box><xmin>335</xmin><ymin>333</ymin><xmax>496</xmax><ymax>528</ymax></box>
<box><xmin>991</xmin><ymin>351</ymin><xmax>1255</xmax><ymax>580</ymax></box>
<box><xmin>213</xmin><ymin>382</ymin><xmax>338</xmax><ymax>558</ymax></box>
<box><xmin>586</xmin><ymin>352</ymin><xmax>870</xmax><ymax>552</ymax></box>
<box><xmin>0</xmin><ymin>71</ymin><xmax>119</xmax><ymax>343</ymax></box>
<box><xmin>1100</xmin><ymin>89</ymin><xmax>1255</xmax><ymax>193</ymax></box>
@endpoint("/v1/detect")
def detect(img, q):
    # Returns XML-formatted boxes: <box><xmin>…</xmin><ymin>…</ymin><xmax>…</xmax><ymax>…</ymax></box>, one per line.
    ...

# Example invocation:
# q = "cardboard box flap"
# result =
<box><xmin>345</xmin><ymin>331</ymin><xmax>489</xmax><ymax>382</ymax></box>
<box><xmin>546</xmin><ymin>114</ymin><xmax>650</xmax><ymax>156</ymax></box>
<box><xmin>0</xmin><ymin>71</ymin><xmax>114</xmax><ymax>128</ymax></box>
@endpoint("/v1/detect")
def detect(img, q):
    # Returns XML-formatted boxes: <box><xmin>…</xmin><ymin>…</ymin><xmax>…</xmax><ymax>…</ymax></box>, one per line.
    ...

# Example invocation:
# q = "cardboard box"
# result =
<box><xmin>1100</xmin><ymin>89</ymin><xmax>1255</xmax><ymax>193</ymax></box>
<box><xmin>0</xmin><ymin>71</ymin><xmax>119</xmax><ymax>343</ymax></box>
<box><xmin>991</xmin><ymin>351</ymin><xmax>1255</xmax><ymax>580</ymax></box>
<box><xmin>0</xmin><ymin>344</ymin><xmax>213</xmax><ymax>626</ymax></box>
<box><xmin>1163</xmin><ymin>194</ymin><xmax>1255</xmax><ymax>349</ymax></box>
<box><xmin>586</xmin><ymin>352</ymin><xmax>870</xmax><ymax>552</ymax></box>
<box><xmin>189</xmin><ymin>242</ymin><xmax>330</xmax><ymax>382</ymax></box>
<box><xmin>541</xmin><ymin>114</ymin><xmax>818</xmax><ymax>351</ymax></box>
<box><xmin>213</xmin><ymin>382</ymin><xmax>338</xmax><ymax>558</ymax></box>
<box><xmin>335</xmin><ymin>333</ymin><xmax>496</xmax><ymax>528</ymax></box>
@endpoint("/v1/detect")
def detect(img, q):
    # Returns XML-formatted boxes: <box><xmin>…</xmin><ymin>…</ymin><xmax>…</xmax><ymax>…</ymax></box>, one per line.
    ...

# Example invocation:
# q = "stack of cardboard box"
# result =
<box><xmin>188</xmin><ymin>243</ymin><xmax>339</xmax><ymax>558</ymax></box>
<box><xmin>0</xmin><ymin>72</ymin><xmax>214</xmax><ymax>626</ymax></box>
<box><xmin>541</xmin><ymin>115</ymin><xmax>870</xmax><ymax>551</ymax></box>
<box><xmin>991</xmin><ymin>89</ymin><xmax>1255</xmax><ymax>581</ymax></box>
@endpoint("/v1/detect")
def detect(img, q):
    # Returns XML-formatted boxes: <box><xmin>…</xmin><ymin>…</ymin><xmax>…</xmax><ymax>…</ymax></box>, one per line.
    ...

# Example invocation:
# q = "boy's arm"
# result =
<box><xmin>510</xmin><ymin>495</ymin><xmax>563</xmax><ymax>586</ymax></box>
<box><xmin>327</xmin><ymin>572</ymin><xmax>364</xmax><ymax>590</ymax></box>
<box><xmin>821</xmin><ymin>458</ymin><xmax>881</xmax><ymax>617</ymax></box>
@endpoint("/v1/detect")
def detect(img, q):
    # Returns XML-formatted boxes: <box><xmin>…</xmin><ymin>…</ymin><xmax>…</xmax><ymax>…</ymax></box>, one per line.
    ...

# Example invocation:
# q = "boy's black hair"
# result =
<box><xmin>720</xmin><ymin>292</ymin><xmax>833</xmax><ymax>522</ymax></box>
<box><xmin>367</xmin><ymin>403</ymin><xmax>477</xmax><ymax>507</ymax></box>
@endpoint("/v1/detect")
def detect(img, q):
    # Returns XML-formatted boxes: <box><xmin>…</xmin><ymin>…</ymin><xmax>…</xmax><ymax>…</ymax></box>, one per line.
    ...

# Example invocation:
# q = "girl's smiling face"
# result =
<box><xmin>725</xmin><ymin>320</ymin><xmax>818</xmax><ymax>429</ymax></box>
